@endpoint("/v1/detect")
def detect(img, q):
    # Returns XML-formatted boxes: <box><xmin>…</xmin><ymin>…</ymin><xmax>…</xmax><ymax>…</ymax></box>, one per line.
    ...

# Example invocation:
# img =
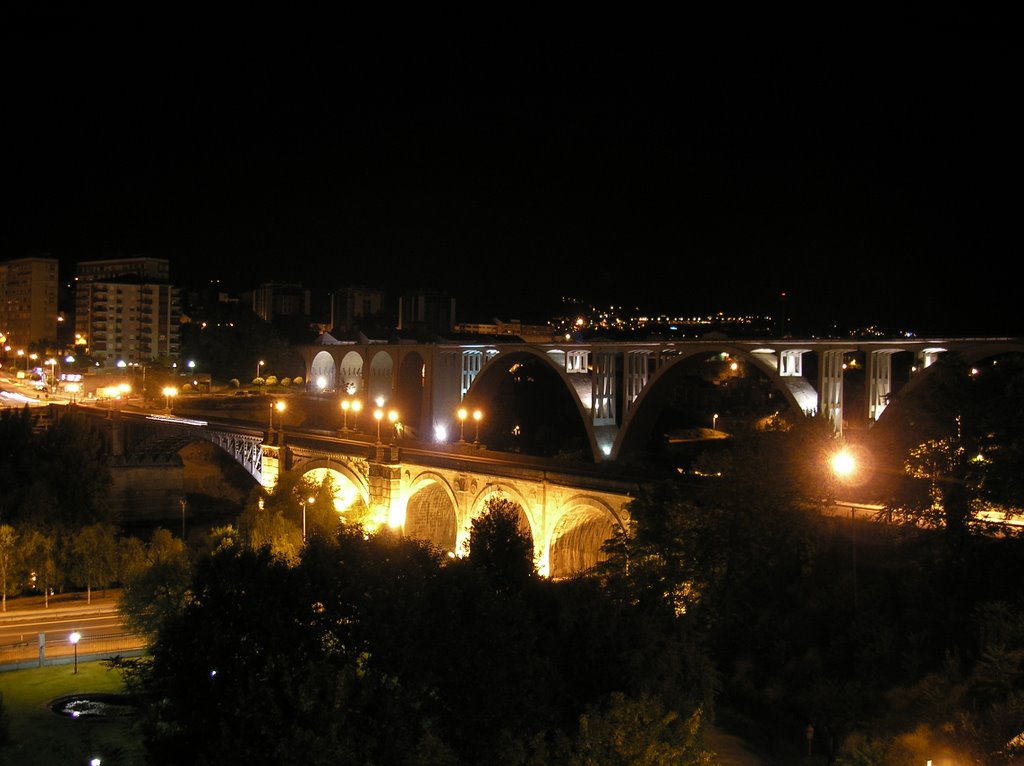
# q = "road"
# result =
<box><xmin>0</xmin><ymin>590</ymin><xmax>147</xmax><ymax>670</ymax></box>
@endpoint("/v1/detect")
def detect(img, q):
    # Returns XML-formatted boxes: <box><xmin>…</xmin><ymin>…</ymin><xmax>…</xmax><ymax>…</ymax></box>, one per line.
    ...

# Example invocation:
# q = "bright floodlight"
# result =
<box><xmin>831</xmin><ymin>449</ymin><xmax>856</xmax><ymax>478</ymax></box>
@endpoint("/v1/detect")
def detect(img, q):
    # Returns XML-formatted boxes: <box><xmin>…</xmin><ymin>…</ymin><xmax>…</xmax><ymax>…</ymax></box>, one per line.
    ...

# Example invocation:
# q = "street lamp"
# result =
<box><xmin>457</xmin><ymin>407</ymin><xmax>468</xmax><ymax>442</ymax></box>
<box><xmin>831</xmin><ymin>448</ymin><xmax>858</xmax><ymax>610</ymax></box>
<box><xmin>69</xmin><ymin>631</ymin><xmax>81</xmax><ymax>674</ymax></box>
<box><xmin>301</xmin><ymin>496</ymin><xmax>314</xmax><ymax>541</ymax></box>
<box><xmin>388</xmin><ymin>409</ymin><xmax>399</xmax><ymax>442</ymax></box>
<box><xmin>270</xmin><ymin>400</ymin><xmax>286</xmax><ymax>431</ymax></box>
<box><xmin>712</xmin><ymin>413</ymin><xmax>718</xmax><ymax>430</ymax></box>
<box><xmin>46</xmin><ymin>358</ymin><xmax>57</xmax><ymax>390</ymax></box>
<box><xmin>256</xmin><ymin>359</ymin><xmax>265</xmax><ymax>382</ymax></box>
<box><xmin>472</xmin><ymin>409</ymin><xmax>483</xmax><ymax>444</ymax></box>
<box><xmin>374</xmin><ymin>408</ymin><xmax>384</xmax><ymax>444</ymax></box>
<box><xmin>162</xmin><ymin>385</ymin><xmax>178</xmax><ymax>412</ymax></box>
<box><xmin>341</xmin><ymin>398</ymin><xmax>362</xmax><ymax>432</ymax></box>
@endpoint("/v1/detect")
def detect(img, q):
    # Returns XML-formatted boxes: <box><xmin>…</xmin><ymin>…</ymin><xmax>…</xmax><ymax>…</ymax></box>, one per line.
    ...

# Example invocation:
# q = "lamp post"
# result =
<box><xmin>69</xmin><ymin>631</ymin><xmax>81</xmax><ymax>674</ymax></box>
<box><xmin>46</xmin><ymin>358</ymin><xmax>57</xmax><ymax>391</ymax></box>
<box><xmin>472</xmin><ymin>409</ymin><xmax>482</xmax><ymax>444</ymax></box>
<box><xmin>830</xmin><ymin>448</ymin><xmax>858</xmax><ymax>609</ymax></box>
<box><xmin>257</xmin><ymin>359</ymin><xmax>265</xmax><ymax>381</ymax></box>
<box><xmin>388</xmin><ymin>409</ymin><xmax>399</xmax><ymax>442</ymax></box>
<box><xmin>457</xmin><ymin>407</ymin><xmax>468</xmax><ymax>442</ymax></box>
<box><xmin>301</xmin><ymin>496</ymin><xmax>314</xmax><ymax>541</ymax></box>
<box><xmin>270</xmin><ymin>400</ymin><xmax>286</xmax><ymax>433</ymax></box>
<box><xmin>712</xmin><ymin>413</ymin><xmax>718</xmax><ymax>431</ymax></box>
<box><xmin>374</xmin><ymin>408</ymin><xmax>384</xmax><ymax>444</ymax></box>
<box><xmin>341</xmin><ymin>398</ymin><xmax>362</xmax><ymax>432</ymax></box>
<box><xmin>162</xmin><ymin>386</ymin><xmax>178</xmax><ymax>412</ymax></box>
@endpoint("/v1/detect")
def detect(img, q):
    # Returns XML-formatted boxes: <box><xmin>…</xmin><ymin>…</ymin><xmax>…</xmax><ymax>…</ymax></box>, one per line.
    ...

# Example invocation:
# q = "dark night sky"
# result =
<box><xmin>1</xmin><ymin>8</ymin><xmax>1018</xmax><ymax>335</ymax></box>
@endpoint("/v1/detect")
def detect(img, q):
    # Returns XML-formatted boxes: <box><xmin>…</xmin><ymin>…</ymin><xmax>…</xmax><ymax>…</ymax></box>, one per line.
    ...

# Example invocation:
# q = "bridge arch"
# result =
<box><xmin>465</xmin><ymin>347</ymin><xmax>600</xmax><ymax>460</ymax></box>
<box><xmin>293</xmin><ymin>458</ymin><xmax>372</xmax><ymax>518</ymax></box>
<box><xmin>461</xmin><ymin>483</ymin><xmax>535</xmax><ymax>562</ymax></box>
<box><xmin>309</xmin><ymin>350</ymin><xmax>336</xmax><ymax>392</ymax></box>
<box><xmin>613</xmin><ymin>345</ymin><xmax>805</xmax><ymax>460</ymax></box>
<box><xmin>403</xmin><ymin>471</ymin><xmax>460</xmax><ymax>555</ymax></box>
<box><xmin>875</xmin><ymin>344</ymin><xmax>1024</xmax><ymax>430</ymax></box>
<box><xmin>547</xmin><ymin>495</ymin><xmax>626</xmax><ymax>580</ymax></box>
<box><xmin>338</xmin><ymin>350</ymin><xmax>365</xmax><ymax>394</ymax></box>
<box><xmin>367</xmin><ymin>350</ymin><xmax>395</xmax><ymax>406</ymax></box>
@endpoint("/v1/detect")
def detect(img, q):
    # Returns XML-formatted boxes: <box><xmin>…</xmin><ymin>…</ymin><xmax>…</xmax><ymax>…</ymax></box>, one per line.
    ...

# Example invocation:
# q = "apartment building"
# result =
<box><xmin>74</xmin><ymin>257</ymin><xmax>181</xmax><ymax>367</ymax></box>
<box><xmin>329</xmin><ymin>285</ymin><xmax>385</xmax><ymax>333</ymax></box>
<box><xmin>0</xmin><ymin>256</ymin><xmax>59</xmax><ymax>352</ymax></box>
<box><xmin>249</xmin><ymin>282</ymin><xmax>311</xmax><ymax>323</ymax></box>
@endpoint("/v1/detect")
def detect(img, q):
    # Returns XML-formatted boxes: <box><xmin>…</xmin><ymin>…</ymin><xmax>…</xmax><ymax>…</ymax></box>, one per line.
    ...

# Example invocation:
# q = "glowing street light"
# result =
<box><xmin>270</xmin><ymin>400</ymin><xmax>286</xmax><ymax>433</ymax></box>
<box><xmin>472</xmin><ymin>409</ymin><xmax>483</xmax><ymax>444</ymax></box>
<box><xmin>457</xmin><ymin>407</ymin><xmax>468</xmax><ymax>442</ymax></box>
<box><xmin>69</xmin><ymin>631</ymin><xmax>81</xmax><ymax>674</ymax></box>
<box><xmin>340</xmin><ymin>398</ymin><xmax>362</xmax><ymax>432</ymax></box>
<box><xmin>831</xmin><ymin>447</ymin><xmax>859</xmax><ymax>610</ymax></box>
<box><xmin>712</xmin><ymin>413</ymin><xmax>718</xmax><ymax>431</ymax></box>
<box><xmin>373</xmin><ymin>407</ymin><xmax>398</xmax><ymax>444</ymax></box>
<box><xmin>162</xmin><ymin>385</ymin><xmax>178</xmax><ymax>412</ymax></box>
<box><xmin>830</xmin><ymin>449</ymin><xmax>856</xmax><ymax>480</ymax></box>
<box><xmin>256</xmin><ymin>359</ymin><xmax>265</xmax><ymax>381</ymax></box>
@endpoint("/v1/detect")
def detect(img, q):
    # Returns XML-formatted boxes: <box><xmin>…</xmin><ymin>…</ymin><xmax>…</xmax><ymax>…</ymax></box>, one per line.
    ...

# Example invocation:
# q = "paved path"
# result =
<box><xmin>704</xmin><ymin>725</ymin><xmax>765</xmax><ymax>765</ymax></box>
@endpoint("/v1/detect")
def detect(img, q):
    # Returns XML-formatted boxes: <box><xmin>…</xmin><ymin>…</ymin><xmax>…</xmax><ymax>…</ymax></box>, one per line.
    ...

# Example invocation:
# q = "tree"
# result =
<box><xmin>236</xmin><ymin>493</ymin><xmax>301</xmax><ymax>564</ymax></box>
<box><xmin>18</xmin><ymin>529</ymin><xmax>59</xmax><ymax>607</ymax></box>
<box><xmin>568</xmin><ymin>692</ymin><xmax>715</xmax><ymax>766</ymax></box>
<box><xmin>119</xmin><ymin>529</ymin><xmax>191</xmax><ymax>636</ymax></box>
<box><xmin>68</xmin><ymin>523</ymin><xmax>119</xmax><ymax>603</ymax></box>
<box><xmin>0</xmin><ymin>407</ymin><xmax>34</xmax><ymax>524</ymax></box>
<box><xmin>138</xmin><ymin>543</ymin><xmax>361</xmax><ymax>766</ymax></box>
<box><xmin>25</xmin><ymin>410</ymin><xmax>115</xmax><ymax>528</ymax></box>
<box><xmin>877</xmin><ymin>353</ymin><xmax>1024</xmax><ymax>542</ymax></box>
<box><xmin>117</xmin><ymin>534</ymin><xmax>148</xmax><ymax>583</ymax></box>
<box><xmin>0</xmin><ymin>524</ymin><xmax>16</xmax><ymax>611</ymax></box>
<box><xmin>465</xmin><ymin>495</ymin><xmax>536</xmax><ymax>591</ymax></box>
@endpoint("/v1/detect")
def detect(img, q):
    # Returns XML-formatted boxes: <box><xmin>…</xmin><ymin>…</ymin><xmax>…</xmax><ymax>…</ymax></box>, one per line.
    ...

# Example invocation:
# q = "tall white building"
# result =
<box><xmin>74</xmin><ymin>257</ymin><xmax>181</xmax><ymax>367</ymax></box>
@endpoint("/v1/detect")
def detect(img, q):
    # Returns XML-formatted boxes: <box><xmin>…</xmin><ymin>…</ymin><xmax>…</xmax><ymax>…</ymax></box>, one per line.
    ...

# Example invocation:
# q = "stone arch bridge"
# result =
<box><xmin>68</xmin><ymin>408</ymin><xmax>640</xmax><ymax>579</ymax></box>
<box><xmin>296</xmin><ymin>336</ymin><xmax>1024</xmax><ymax>461</ymax></box>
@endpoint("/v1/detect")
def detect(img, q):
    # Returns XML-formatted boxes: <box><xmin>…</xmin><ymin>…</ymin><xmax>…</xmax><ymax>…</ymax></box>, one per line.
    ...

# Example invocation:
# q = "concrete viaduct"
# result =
<box><xmin>296</xmin><ymin>336</ymin><xmax>1024</xmax><ymax>461</ymax></box>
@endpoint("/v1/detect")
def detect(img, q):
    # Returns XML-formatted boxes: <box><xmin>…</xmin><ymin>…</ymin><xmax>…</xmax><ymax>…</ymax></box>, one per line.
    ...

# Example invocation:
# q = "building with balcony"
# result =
<box><xmin>0</xmin><ymin>255</ymin><xmax>59</xmax><ymax>352</ymax></box>
<box><xmin>74</xmin><ymin>257</ymin><xmax>181</xmax><ymax>367</ymax></box>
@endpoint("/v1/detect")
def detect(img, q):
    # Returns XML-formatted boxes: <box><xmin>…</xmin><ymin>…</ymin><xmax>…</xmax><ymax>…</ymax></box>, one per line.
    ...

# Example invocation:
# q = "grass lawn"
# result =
<box><xmin>0</xmin><ymin>659</ymin><xmax>146</xmax><ymax>766</ymax></box>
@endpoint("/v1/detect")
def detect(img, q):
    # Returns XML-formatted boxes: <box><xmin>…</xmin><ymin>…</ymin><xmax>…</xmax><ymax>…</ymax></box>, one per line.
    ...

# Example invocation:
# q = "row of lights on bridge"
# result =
<box><xmin>269</xmin><ymin>396</ymin><xmax>483</xmax><ymax>446</ymax></box>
